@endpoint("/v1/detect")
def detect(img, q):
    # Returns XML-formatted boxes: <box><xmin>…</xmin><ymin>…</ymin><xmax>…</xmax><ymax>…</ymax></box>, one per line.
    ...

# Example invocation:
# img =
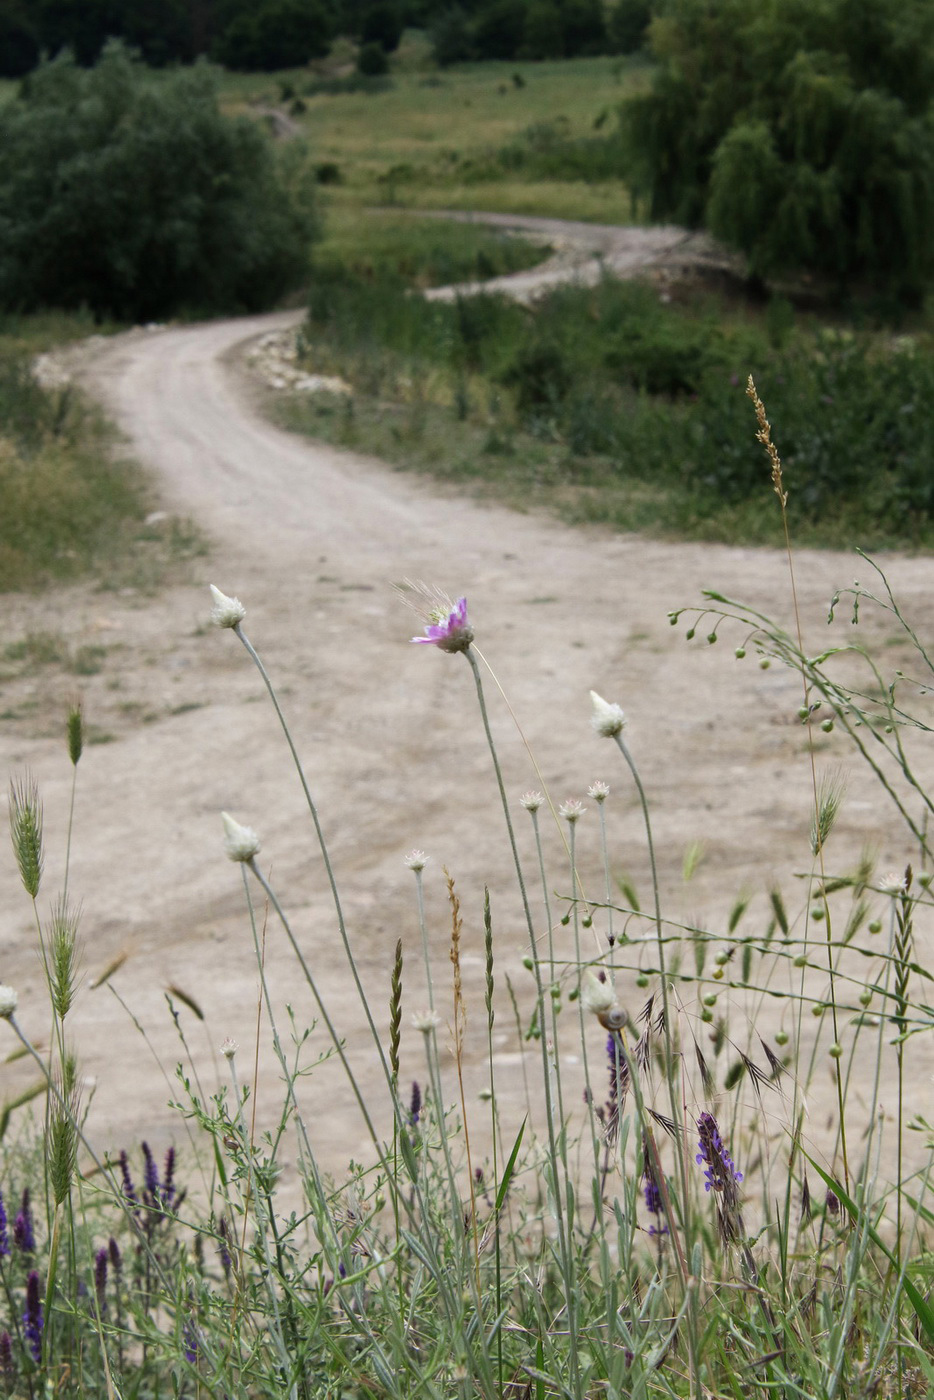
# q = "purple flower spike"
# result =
<box><xmin>13</xmin><ymin>1191</ymin><xmax>34</xmax><ymax>1254</ymax></box>
<box><xmin>23</xmin><ymin>1271</ymin><xmax>42</xmax><ymax>1364</ymax></box>
<box><xmin>0</xmin><ymin>1191</ymin><xmax>8</xmax><ymax>1258</ymax></box>
<box><xmin>0</xmin><ymin>1329</ymin><xmax>13</xmax><ymax>1381</ymax></box>
<box><xmin>695</xmin><ymin>1111</ymin><xmax>745</xmax><ymax>1244</ymax></box>
<box><xmin>94</xmin><ymin>1248</ymin><xmax>108</xmax><ymax>1315</ymax></box>
<box><xmin>411</xmin><ymin>596</ymin><xmax>473</xmax><ymax>653</ymax></box>
<box><xmin>695</xmin><ymin>1112</ymin><xmax>743</xmax><ymax>1194</ymax></box>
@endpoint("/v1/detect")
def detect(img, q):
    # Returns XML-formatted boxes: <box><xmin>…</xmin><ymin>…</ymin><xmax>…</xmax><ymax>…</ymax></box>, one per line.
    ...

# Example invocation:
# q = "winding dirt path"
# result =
<box><xmin>2</xmin><ymin>231</ymin><xmax>933</xmax><ymax>1189</ymax></box>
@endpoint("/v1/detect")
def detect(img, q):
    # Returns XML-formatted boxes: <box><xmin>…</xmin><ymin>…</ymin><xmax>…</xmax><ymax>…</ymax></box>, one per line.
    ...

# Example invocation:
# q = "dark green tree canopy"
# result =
<box><xmin>0</xmin><ymin>44</ymin><xmax>316</xmax><ymax>320</ymax></box>
<box><xmin>620</xmin><ymin>0</ymin><xmax>934</xmax><ymax>297</ymax></box>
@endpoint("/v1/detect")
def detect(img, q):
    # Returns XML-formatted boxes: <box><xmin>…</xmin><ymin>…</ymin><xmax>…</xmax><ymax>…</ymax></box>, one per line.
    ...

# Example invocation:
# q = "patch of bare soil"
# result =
<box><xmin>1</xmin><ymin>227</ymin><xmax>932</xmax><ymax>1202</ymax></box>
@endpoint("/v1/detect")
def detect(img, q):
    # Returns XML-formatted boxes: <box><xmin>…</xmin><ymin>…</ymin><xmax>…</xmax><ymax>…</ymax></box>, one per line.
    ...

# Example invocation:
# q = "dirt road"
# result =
<box><xmin>2</xmin><ymin>251</ymin><xmax>933</xmax><ymax>1192</ymax></box>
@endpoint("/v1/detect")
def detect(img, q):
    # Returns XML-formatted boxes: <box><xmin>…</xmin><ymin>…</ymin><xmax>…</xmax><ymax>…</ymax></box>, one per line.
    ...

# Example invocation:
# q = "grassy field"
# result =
<box><xmin>219</xmin><ymin>33</ymin><xmax>647</xmax><ymax>223</ymax></box>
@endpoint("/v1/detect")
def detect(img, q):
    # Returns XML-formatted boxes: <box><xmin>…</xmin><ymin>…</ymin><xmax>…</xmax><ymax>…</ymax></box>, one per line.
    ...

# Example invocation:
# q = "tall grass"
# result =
<box><xmin>2</xmin><ymin>413</ymin><xmax>934</xmax><ymax>1398</ymax></box>
<box><xmin>0</xmin><ymin>334</ymin><xmax>204</xmax><ymax>592</ymax></box>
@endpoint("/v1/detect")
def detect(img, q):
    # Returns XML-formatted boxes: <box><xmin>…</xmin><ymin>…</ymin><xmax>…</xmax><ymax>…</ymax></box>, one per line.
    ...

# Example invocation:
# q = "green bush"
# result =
<box><xmin>213</xmin><ymin>0</ymin><xmax>332</xmax><ymax>70</ymax></box>
<box><xmin>620</xmin><ymin>0</ymin><xmax>934</xmax><ymax>299</ymax></box>
<box><xmin>357</xmin><ymin>39</ymin><xmax>390</xmax><ymax>74</ymax></box>
<box><xmin>0</xmin><ymin>44</ymin><xmax>316</xmax><ymax>321</ymax></box>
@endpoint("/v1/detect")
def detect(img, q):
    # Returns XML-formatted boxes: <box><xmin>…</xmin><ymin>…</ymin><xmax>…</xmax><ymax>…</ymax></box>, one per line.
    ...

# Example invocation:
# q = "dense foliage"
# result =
<box><xmin>0</xmin><ymin>0</ymin><xmax>651</xmax><ymax>75</ymax></box>
<box><xmin>0</xmin><ymin>45</ymin><xmax>316</xmax><ymax>320</ymax></box>
<box><xmin>620</xmin><ymin>0</ymin><xmax>934</xmax><ymax>299</ymax></box>
<box><xmin>302</xmin><ymin>266</ymin><xmax>934</xmax><ymax>545</ymax></box>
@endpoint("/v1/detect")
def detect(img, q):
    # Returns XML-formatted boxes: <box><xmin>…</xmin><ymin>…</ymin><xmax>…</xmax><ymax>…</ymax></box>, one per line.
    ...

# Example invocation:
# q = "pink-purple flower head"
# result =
<box><xmin>401</xmin><ymin>580</ymin><xmax>474</xmax><ymax>653</ymax></box>
<box><xmin>412</xmin><ymin>595</ymin><xmax>472</xmax><ymax>653</ymax></box>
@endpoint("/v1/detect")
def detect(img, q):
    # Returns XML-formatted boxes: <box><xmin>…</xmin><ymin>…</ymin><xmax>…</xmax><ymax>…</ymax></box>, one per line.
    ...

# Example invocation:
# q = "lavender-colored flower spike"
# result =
<box><xmin>642</xmin><ymin>1134</ymin><xmax>668</xmax><ymax>1237</ymax></box>
<box><xmin>94</xmin><ymin>1247</ymin><xmax>108</xmax><ymax>1315</ymax></box>
<box><xmin>409</xmin><ymin>1080</ymin><xmax>422</xmax><ymax>1127</ymax></box>
<box><xmin>108</xmin><ymin>1237</ymin><xmax>122</xmax><ymax>1275</ymax></box>
<box><xmin>118</xmin><ymin>1150</ymin><xmax>137</xmax><ymax>1205</ymax></box>
<box><xmin>0</xmin><ymin>1329</ymin><xmax>13</xmax><ymax>1382</ymax></box>
<box><xmin>163</xmin><ymin>1146</ymin><xmax>176</xmax><ymax>1208</ymax></box>
<box><xmin>23</xmin><ymin>1271</ymin><xmax>42</xmax><ymax>1363</ymax></box>
<box><xmin>696</xmin><ymin>1111</ymin><xmax>744</xmax><ymax>1243</ymax></box>
<box><xmin>0</xmin><ymin>1191</ymin><xmax>8</xmax><ymax>1258</ymax></box>
<box><xmin>14</xmin><ymin>1190</ymin><xmax>34</xmax><ymax>1254</ymax></box>
<box><xmin>142</xmin><ymin>1141</ymin><xmax>159</xmax><ymax>1201</ymax></box>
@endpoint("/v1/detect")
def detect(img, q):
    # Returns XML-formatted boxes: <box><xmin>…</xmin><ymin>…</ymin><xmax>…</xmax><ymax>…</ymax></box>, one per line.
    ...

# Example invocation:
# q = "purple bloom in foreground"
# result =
<box><xmin>0</xmin><ymin>1190</ymin><xmax>8</xmax><ymax>1258</ymax></box>
<box><xmin>410</xmin><ymin>596</ymin><xmax>473</xmax><ymax>653</ymax></box>
<box><xmin>94</xmin><ymin>1248</ymin><xmax>108</xmax><ymax>1316</ymax></box>
<box><xmin>0</xmin><ymin>1329</ymin><xmax>13</xmax><ymax>1381</ymax></box>
<box><xmin>695</xmin><ymin>1112</ymin><xmax>743</xmax><ymax>1195</ymax></box>
<box><xmin>13</xmin><ymin>1190</ymin><xmax>34</xmax><ymax>1254</ymax></box>
<box><xmin>696</xmin><ymin>1111</ymin><xmax>744</xmax><ymax>1244</ymax></box>
<box><xmin>642</xmin><ymin>1134</ymin><xmax>668</xmax><ymax>1238</ymax></box>
<box><xmin>23</xmin><ymin>1271</ymin><xmax>42</xmax><ymax>1363</ymax></box>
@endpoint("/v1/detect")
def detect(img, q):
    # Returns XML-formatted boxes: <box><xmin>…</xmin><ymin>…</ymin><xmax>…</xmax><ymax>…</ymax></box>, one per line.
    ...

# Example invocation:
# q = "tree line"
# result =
<box><xmin>0</xmin><ymin>1</ymin><xmax>650</xmax><ymax>76</ymax></box>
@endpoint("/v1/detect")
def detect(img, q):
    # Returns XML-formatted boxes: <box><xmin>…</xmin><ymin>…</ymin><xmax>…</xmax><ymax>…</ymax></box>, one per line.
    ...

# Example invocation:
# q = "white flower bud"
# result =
<box><xmin>588</xmin><ymin>780</ymin><xmax>610</xmax><ymax>803</ymax></box>
<box><xmin>519</xmin><ymin>791</ymin><xmax>543</xmax><ymax>812</ymax></box>
<box><xmin>559</xmin><ymin>798</ymin><xmax>585</xmax><ymax>824</ymax></box>
<box><xmin>221</xmin><ymin>811</ymin><xmax>261</xmax><ymax>863</ymax></box>
<box><xmin>580</xmin><ymin>969</ymin><xmax>617</xmax><ymax>1017</ymax></box>
<box><xmin>210</xmin><ymin>584</ymin><xmax>246</xmax><ymax>629</ymax></box>
<box><xmin>0</xmin><ymin>985</ymin><xmax>18</xmax><ymax>1019</ymax></box>
<box><xmin>590</xmin><ymin>691</ymin><xmax>626</xmax><ymax>737</ymax></box>
<box><xmin>411</xmin><ymin>1010</ymin><xmax>440</xmax><ymax>1034</ymax></box>
<box><xmin>404</xmin><ymin>850</ymin><xmax>428</xmax><ymax>871</ymax></box>
<box><xmin>220</xmin><ymin>1037</ymin><xmax>238</xmax><ymax>1059</ymax></box>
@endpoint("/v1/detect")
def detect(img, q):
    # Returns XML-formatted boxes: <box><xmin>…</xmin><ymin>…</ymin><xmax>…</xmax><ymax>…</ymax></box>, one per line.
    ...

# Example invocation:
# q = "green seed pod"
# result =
<box><xmin>735</xmin><ymin>647</ymin><xmax>746</xmax><ymax>659</ymax></box>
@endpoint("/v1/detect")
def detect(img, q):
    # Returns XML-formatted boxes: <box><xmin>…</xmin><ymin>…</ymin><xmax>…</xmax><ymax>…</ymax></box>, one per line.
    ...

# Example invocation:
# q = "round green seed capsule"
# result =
<box><xmin>829</xmin><ymin>1042</ymin><xmax>843</xmax><ymax>1059</ymax></box>
<box><xmin>859</xmin><ymin>990</ymin><xmax>872</xmax><ymax>1007</ymax></box>
<box><xmin>735</xmin><ymin>647</ymin><xmax>746</xmax><ymax>659</ymax></box>
<box><xmin>811</xmin><ymin>906</ymin><xmax>825</xmax><ymax>921</ymax></box>
<box><xmin>702</xmin><ymin>993</ymin><xmax>717</xmax><ymax>1008</ymax></box>
<box><xmin>712</xmin><ymin>967</ymin><xmax>724</xmax><ymax>981</ymax></box>
<box><xmin>707</xmin><ymin>632</ymin><xmax>718</xmax><ymax>644</ymax></box>
<box><xmin>821</xmin><ymin>718</ymin><xmax>834</xmax><ymax>732</ymax></box>
<box><xmin>685</xmin><ymin>628</ymin><xmax>695</xmax><ymax>640</ymax></box>
<box><xmin>775</xmin><ymin>1030</ymin><xmax>789</xmax><ymax>1046</ymax></box>
<box><xmin>636</xmin><ymin>973</ymin><xmax>649</xmax><ymax>988</ymax></box>
<box><xmin>700</xmin><ymin>1007</ymin><xmax>713</xmax><ymax>1023</ymax></box>
<box><xmin>868</xmin><ymin>920</ymin><xmax>882</xmax><ymax>934</ymax></box>
<box><xmin>811</xmin><ymin>1003</ymin><xmax>824</xmax><ymax>1017</ymax></box>
<box><xmin>759</xmin><ymin>657</ymin><xmax>771</xmax><ymax>670</ymax></box>
<box><xmin>793</xmin><ymin>954</ymin><xmax>807</xmax><ymax>967</ymax></box>
<box><xmin>522</xmin><ymin>955</ymin><xmax>534</xmax><ymax>971</ymax></box>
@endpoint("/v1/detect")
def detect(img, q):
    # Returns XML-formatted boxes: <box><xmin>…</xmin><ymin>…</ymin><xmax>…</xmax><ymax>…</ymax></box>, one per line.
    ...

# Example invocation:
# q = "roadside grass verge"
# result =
<box><xmin>280</xmin><ymin>268</ymin><xmax>934</xmax><ymax>551</ymax></box>
<box><xmin>311</xmin><ymin>205</ymin><xmax>548</xmax><ymax>288</ymax></box>
<box><xmin>0</xmin><ymin>319</ymin><xmax>205</xmax><ymax>592</ymax></box>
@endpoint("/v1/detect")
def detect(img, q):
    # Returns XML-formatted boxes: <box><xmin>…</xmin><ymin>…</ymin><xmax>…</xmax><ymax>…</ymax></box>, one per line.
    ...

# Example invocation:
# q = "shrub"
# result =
<box><xmin>360</xmin><ymin>1</ymin><xmax>404</xmax><ymax>51</ymax></box>
<box><xmin>357</xmin><ymin>38</ymin><xmax>390</xmax><ymax>74</ymax></box>
<box><xmin>620</xmin><ymin>0</ymin><xmax>934</xmax><ymax>299</ymax></box>
<box><xmin>213</xmin><ymin>0</ymin><xmax>332</xmax><ymax>69</ymax></box>
<box><xmin>430</xmin><ymin>5</ymin><xmax>474</xmax><ymax>64</ymax></box>
<box><xmin>0</xmin><ymin>44</ymin><xmax>316</xmax><ymax>321</ymax></box>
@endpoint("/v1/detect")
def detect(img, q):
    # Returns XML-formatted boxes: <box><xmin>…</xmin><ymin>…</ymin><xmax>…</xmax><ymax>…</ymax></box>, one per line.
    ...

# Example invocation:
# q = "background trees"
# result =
<box><xmin>619</xmin><ymin>0</ymin><xmax>934</xmax><ymax>298</ymax></box>
<box><xmin>0</xmin><ymin>45</ymin><xmax>316</xmax><ymax>320</ymax></box>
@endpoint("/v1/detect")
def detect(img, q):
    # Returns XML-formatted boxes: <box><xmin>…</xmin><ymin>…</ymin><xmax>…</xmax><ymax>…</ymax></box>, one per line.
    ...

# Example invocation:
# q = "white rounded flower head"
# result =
<box><xmin>520</xmin><ymin>791</ymin><xmax>544</xmax><ymax>813</ymax></box>
<box><xmin>221</xmin><ymin>811</ymin><xmax>261</xmax><ymax>863</ymax></box>
<box><xmin>220</xmin><ymin>1037</ymin><xmax>238</xmax><ymax>1060</ymax></box>
<box><xmin>411</xmin><ymin>1010</ymin><xmax>440</xmax><ymax>1035</ymax></box>
<box><xmin>879</xmin><ymin>870</ymin><xmax>907</xmax><ymax>895</ymax></box>
<box><xmin>590</xmin><ymin>690</ymin><xmax>626</xmax><ymax>738</ymax></box>
<box><xmin>559</xmin><ymin>798</ymin><xmax>585</xmax><ymax>824</ymax></box>
<box><xmin>209</xmin><ymin>584</ymin><xmax>246</xmax><ymax>629</ymax></box>
<box><xmin>0</xmin><ymin>985</ymin><xmax>17</xmax><ymax>1019</ymax></box>
<box><xmin>588</xmin><ymin>780</ymin><xmax>610</xmax><ymax>804</ymax></box>
<box><xmin>404</xmin><ymin>849</ymin><xmax>429</xmax><ymax>872</ymax></box>
<box><xmin>580</xmin><ymin>969</ymin><xmax>618</xmax><ymax>1017</ymax></box>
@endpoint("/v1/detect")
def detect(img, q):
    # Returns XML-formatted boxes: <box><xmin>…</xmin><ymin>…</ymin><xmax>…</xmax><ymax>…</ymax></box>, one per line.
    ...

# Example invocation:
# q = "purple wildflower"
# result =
<box><xmin>23</xmin><ymin>1271</ymin><xmax>42</xmax><ymax>1364</ymax></box>
<box><xmin>13</xmin><ymin>1191</ymin><xmax>34</xmax><ymax>1254</ymax></box>
<box><xmin>162</xmin><ymin>1147</ymin><xmax>176</xmax><ymax>1208</ymax></box>
<box><xmin>0</xmin><ymin>1190</ymin><xmax>8</xmax><ymax>1257</ymax></box>
<box><xmin>94</xmin><ymin>1248</ymin><xmax>108</xmax><ymax>1315</ymax></box>
<box><xmin>696</xmin><ymin>1111</ymin><xmax>744</xmax><ymax>1243</ymax></box>
<box><xmin>0</xmin><ymin>1330</ymin><xmax>12</xmax><ymax>1382</ymax></box>
<box><xmin>696</xmin><ymin>1113</ymin><xmax>743</xmax><ymax>1194</ymax></box>
<box><xmin>410</xmin><ymin>596</ymin><xmax>473</xmax><ymax>653</ymax></box>
<box><xmin>217</xmin><ymin>1216</ymin><xmax>232</xmax><ymax>1279</ymax></box>
<box><xmin>108</xmin><ymin>1237</ymin><xmax>122</xmax><ymax>1275</ymax></box>
<box><xmin>642</xmin><ymin>1135</ymin><xmax>668</xmax><ymax>1238</ymax></box>
<box><xmin>118</xmin><ymin>1150</ymin><xmax>137</xmax><ymax>1205</ymax></box>
<box><xmin>183</xmin><ymin>1320</ymin><xmax>199</xmax><ymax>1366</ymax></box>
<box><xmin>409</xmin><ymin>1081</ymin><xmax>422</xmax><ymax>1127</ymax></box>
<box><xmin>141</xmin><ymin>1142</ymin><xmax>159</xmax><ymax>1201</ymax></box>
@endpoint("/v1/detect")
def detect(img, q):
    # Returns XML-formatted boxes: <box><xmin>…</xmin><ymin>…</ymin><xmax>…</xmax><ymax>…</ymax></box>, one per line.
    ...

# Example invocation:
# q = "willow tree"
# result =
<box><xmin>620</xmin><ymin>0</ymin><xmax>934</xmax><ymax>298</ymax></box>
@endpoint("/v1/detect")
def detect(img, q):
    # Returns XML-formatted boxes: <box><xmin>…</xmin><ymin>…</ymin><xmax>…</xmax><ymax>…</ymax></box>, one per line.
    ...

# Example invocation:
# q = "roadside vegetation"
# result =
<box><xmin>3</xmin><ymin>531</ymin><xmax>934</xmax><ymax>1397</ymax></box>
<box><xmin>0</xmin><ymin>318</ymin><xmax>204</xmax><ymax>592</ymax></box>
